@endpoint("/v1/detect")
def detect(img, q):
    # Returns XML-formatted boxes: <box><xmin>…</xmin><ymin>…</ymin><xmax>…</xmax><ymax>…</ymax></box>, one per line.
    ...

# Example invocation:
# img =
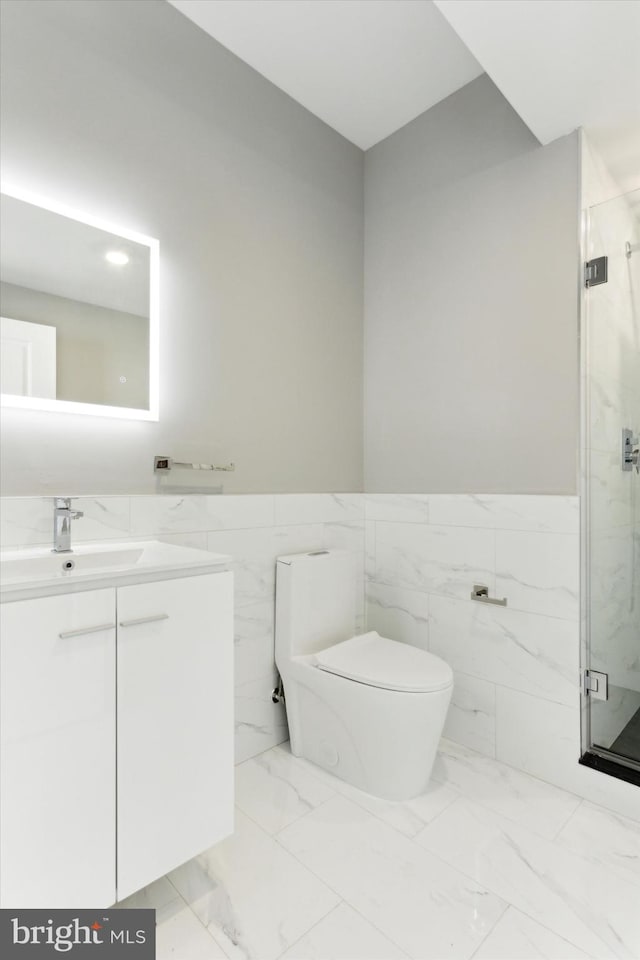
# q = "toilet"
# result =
<box><xmin>275</xmin><ymin>550</ymin><xmax>453</xmax><ymax>801</ymax></box>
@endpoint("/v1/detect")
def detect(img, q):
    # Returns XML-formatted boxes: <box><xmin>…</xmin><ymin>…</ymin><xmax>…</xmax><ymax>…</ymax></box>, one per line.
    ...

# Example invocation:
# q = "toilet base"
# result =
<box><xmin>281</xmin><ymin>658</ymin><xmax>452</xmax><ymax>801</ymax></box>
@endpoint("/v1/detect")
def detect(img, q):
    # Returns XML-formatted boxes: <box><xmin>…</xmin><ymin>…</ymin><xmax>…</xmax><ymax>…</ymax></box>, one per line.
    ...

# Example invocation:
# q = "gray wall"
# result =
<box><xmin>364</xmin><ymin>75</ymin><xmax>580</xmax><ymax>494</ymax></box>
<box><xmin>1</xmin><ymin>282</ymin><xmax>149</xmax><ymax>410</ymax></box>
<box><xmin>0</xmin><ymin>0</ymin><xmax>363</xmax><ymax>495</ymax></box>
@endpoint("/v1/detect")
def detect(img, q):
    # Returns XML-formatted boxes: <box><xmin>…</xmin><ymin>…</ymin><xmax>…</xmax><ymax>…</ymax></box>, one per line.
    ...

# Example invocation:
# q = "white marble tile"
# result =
<box><xmin>274</xmin><ymin>494</ymin><xmax>363</xmax><ymax>526</ymax></box>
<box><xmin>556</xmin><ymin>801</ymin><xmax>640</xmax><ymax>889</ymax></box>
<box><xmin>130</xmin><ymin>495</ymin><xmax>274</xmax><ymax>536</ymax></box>
<box><xmin>271</xmin><ymin>523</ymin><xmax>327</xmax><ymax>560</ymax></box>
<box><xmin>320</xmin><ymin>520</ymin><xmax>364</xmax><ymax>555</ymax></box>
<box><xmin>495</xmin><ymin>531</ymin><xmax>579</xmax><ymax>621</ymax></box>
<box><xmin>157</xmin><ymin>531</ymin><xmax>208</xmax><ymax>550</ymax></box>
<box><xmin>366</xmin><ymin>582</ymin><xmax>429</xmax><ymax>649</ymax></box>
<box><xmin>278</xmin><ymin>795</ymin><xmax>506</xmax><ymax>960</ymax></box>
<box><xmin>0</xmin><ymin>496</ymin><xmax>131</xmax><ymax>547</ymax></box>
<box><xmin>115</xmin><ymin>876</ymin><xmax>182</xmax><ymax>920</ymax></box>
<box><xmin>472</xmin><ymin>907</ymin><xmax>590</xmax><ymax>960</ymax></box>
<box><xmin>444</xmin><ymin>672</ymin><xmax>496</xmax><ymax>758</ymax></box>
<box><xmin>206</xmin><ymin>528</ymin><xmax>276</xmax><ymax>607</ymax></box>
<box><xmin>273</xmin><ymin>743</ymin><xmax>459</xmax><ymax>840</ymax></box>
<box><xmin>168</xmin><ymin>810</ymin><xmax>339</xmax><ymax>960</ymax></box>
<box><xmin>416</xmin><ymin>797</ymin><xmax>639</xmax><ymax>958</ymax></box>
<box><xmin>365</xmin><ymin>520</ymin><xmax>376</xmax><ymax>580</ymax></box>
<box><xmin>156</xmin><ymin>902</ymin><xmax>228</xmax><ymax>960</ymax></box>
<box><xmin>428</xmin><ymin>495</ymin><xmax>579</xmax><ymax>534</ymax></box>
<box><xmin>494</xmin><ymin>687</ymin><xmax>580</xmax><ymax>797</ymax></box>
<box><xmin>233</xmin><ymin>601</ymin><xmax>274</xmax><ymax>688</ymax></box>
<box><xmin>364</xmin><ymin>494</ymin><xmax>430</xmax><ymax>524</ymax></box>
<box><xmin>234</xmin><ymin>747</ymin><xmax>335</xmax><ymax>835</ymax></box>
<box><xmin>279</xmin><ymin>903</ymin><xmax>409</xmax><ymax>960</ymax></box>
<box><xmin>234</xmin><ymin>675</ymin><xmax>288</xmax><ymax>764</ymax></box>
<box><xmin>431</xmin><ymin>739</ymin><xmax>581</xmax><ymax>840</ymax></box>
<box><xmin>375</xmin><ymin>522</ymin><xmax>495</xmax><ymax>601</ymax></box>
<box><xmin>429</xmin><ymin>596</ymin><xmax>578</xmax><ymax>706</ymax></box>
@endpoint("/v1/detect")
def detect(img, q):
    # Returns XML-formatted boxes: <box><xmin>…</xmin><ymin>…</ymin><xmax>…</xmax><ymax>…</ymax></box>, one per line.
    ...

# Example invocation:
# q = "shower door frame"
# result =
<box><xmin>579</xmin><ymin>187</ymin><xmax>640</xmax><ymax>786</ymax></box>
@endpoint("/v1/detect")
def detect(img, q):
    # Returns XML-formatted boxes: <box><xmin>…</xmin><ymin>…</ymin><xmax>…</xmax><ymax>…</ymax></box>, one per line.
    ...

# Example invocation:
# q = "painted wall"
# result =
<box><xmin>0</xmin><ymin>0</ymin><xmax>363</xmax><ymax>495</ymax></box>
<box><xmin>1</xmin><ymin>282</ymin><xmax>149</xmax><ymax>410</ymax></box>
<box><xmin>364</xmin><ymin>76</ymin><xmax>580</xmax><ymax>494</ymax></box>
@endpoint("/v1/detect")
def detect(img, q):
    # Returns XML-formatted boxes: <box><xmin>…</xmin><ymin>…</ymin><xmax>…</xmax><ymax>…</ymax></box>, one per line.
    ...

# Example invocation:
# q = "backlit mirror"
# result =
<box><xmin>0</xmin><ymin>187</ymin><xmax>158</xmax><ymax>419</ymax></box>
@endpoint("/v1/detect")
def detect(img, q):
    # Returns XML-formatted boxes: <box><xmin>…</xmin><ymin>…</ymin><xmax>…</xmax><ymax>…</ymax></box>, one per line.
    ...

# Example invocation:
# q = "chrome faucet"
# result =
<box><xmin>52</xmin><ymin>498</ymin><xmax>84</xmax><ymax>553</ymax></box>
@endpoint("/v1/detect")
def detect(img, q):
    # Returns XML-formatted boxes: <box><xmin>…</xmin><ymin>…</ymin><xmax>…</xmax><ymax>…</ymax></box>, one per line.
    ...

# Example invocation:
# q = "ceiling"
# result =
<box><xmin>167</xmin><ymin>0</ymin><xmax>483</xmax><ymax>150</ymax></box>
<box><xmin>169</xmin><ymin>0</ymin><xmax>640</xmax><ymax>192</ymax></box>
<box><xmin>434</xmin><ymin>0</ymin><xmax>640</xmax><ymax>194</ymax></box>
<box><xmin>0</xmin><ymin>195</ymin><xmax>150</xmax><ymax>317</ymax></box>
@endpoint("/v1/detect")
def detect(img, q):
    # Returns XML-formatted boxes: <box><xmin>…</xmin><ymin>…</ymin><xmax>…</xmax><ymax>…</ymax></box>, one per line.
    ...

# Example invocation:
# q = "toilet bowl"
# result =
<box><xmin>275</xmin><ymin>550</ymin><xmax>453</xmax><ymax>800</ymax></box>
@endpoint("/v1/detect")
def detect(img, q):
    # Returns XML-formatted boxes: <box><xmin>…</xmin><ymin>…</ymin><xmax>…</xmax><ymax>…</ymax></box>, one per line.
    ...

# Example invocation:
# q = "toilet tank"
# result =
<box><xmin>275</xmin><ymin>550</ymin><xmax>357</xmax><ymax>661</ymax></box>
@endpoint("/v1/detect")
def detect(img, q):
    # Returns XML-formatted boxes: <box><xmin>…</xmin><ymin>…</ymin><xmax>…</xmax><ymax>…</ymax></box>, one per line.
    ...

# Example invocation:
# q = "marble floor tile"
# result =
<box><xmin>156</xmin><ymin>902</ymin><xmax>228</xmax><ymax>960</ymax></box>
<box><xmin>234</xmin><ymin>748</ymin><xmax>336</xmax><ymax>835</ymax></box>
<box><xmin>168</xmin><ymin>809</ymin><xmax>339</xmax><ymax>960</ymax></box>
<box><xmin>273</xmin><ymin>743</ymin><xmax>459</xmax><ymax>839</ymax></box>
<box><xmin>555</xmin><ymin>800</ymin><xmax>640</xmax><ymax>888</ymax></box>
<box><xmin>416</xmin><ymin>797</ymin><xmax>639</xmax><ymax>958</ymax></box>
<box><xmin>431</xmin><ymin>739</ymin><xmax>581</xmax><ymax>840</ymax></box>
<box><xmin>114</xmin><ymin>876</ymin><xmax>182</xmax><ymax>921</ymax></box>
<box><xmin>279</xmin><ymin>903</ymin><xmax>409</xmax><ymax>960</ymax></box>
<box><xmin>471</xmin><ymin>907</ymin><xmax>590</xmax><ymax>960</ymax></box>
<box><xmin>278</xmin><ymin>795</ymin><xmax>507</xmax><ymax>959</ymax></box>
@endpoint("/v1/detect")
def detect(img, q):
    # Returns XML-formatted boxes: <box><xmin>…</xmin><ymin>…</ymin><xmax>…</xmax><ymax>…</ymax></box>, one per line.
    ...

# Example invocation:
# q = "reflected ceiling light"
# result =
<box><xmin>105</xmin><ymin>250</ymin><xmax>129</xmax><ymax>265</ymax></box>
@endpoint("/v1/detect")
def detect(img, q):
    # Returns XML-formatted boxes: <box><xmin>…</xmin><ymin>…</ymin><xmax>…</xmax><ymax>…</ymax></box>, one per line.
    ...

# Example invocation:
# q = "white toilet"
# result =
<box><xmin>275</xmin><ymin>550</ymin><xmax>453</xmax><ymax>801</ymax></box>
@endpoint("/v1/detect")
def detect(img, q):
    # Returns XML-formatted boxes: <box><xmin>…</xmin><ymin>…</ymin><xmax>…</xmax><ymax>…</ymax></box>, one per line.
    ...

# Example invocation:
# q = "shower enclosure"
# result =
<box><xmin>581</xmin><ymin>186</ymin><xmax>640</xmax><ymax>782</ymax></box>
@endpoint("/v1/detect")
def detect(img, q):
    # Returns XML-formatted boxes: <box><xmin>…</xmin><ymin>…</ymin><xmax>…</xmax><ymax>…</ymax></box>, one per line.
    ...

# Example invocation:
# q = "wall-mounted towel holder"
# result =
<box><xmin>471</xmin><ymin>584</ymin><xmax>507</xmax><ymax>606</ymax></box>
<box><xmin>154</xmin><ymin>456</ymin><xmax>235</xmax><ymax>473</ymax></box>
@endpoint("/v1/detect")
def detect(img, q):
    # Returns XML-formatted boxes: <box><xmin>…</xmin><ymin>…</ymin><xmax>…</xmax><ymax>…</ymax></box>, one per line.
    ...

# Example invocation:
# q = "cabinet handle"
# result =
<box><xmin>59</xmin><ymin>623</ymin><xmax>116</xmax><ymax>639</ymax></box>
<box><xmin>118</xmin><ymin>614</ymin><xmax>170</xmax><ymax>628</ymax></box>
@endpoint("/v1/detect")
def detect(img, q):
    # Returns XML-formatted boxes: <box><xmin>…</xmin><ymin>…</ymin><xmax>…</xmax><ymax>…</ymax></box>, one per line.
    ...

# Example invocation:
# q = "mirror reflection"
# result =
<box><xmin>0</xmin><ymin>192</ymin><xmax>152</xmax><ymax>411</ymax></box>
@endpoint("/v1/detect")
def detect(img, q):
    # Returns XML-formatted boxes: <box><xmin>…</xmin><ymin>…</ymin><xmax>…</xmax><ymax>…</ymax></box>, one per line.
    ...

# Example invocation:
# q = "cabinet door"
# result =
<box><xmin>117</xmin><ymin>572</ymin><xmax>233</xmax><ymax>899</ymax></box>
<box><xmin>0</xmin><ymin>589</ymin><xmax>116</xmax><ymax>907</ymax></box>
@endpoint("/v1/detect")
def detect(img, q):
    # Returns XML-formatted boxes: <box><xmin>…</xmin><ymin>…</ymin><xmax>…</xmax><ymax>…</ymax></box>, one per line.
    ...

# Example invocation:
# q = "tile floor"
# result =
<box><xmin>117</xmin><ymin>739</ymin><xmax>640</xmax><ymax>960</ymax></box>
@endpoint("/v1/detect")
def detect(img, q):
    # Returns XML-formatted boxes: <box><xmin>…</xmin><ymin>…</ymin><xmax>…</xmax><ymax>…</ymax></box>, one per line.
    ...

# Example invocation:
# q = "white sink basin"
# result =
<box><xmin>0</xmin><ymin>540</ymin><xmax>231</xmax><ymax>601</ymax></box>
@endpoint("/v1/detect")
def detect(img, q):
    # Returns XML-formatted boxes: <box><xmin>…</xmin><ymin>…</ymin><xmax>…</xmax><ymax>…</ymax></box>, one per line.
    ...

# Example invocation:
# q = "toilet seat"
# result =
<box><xmin>311</xmin><ymin>631</ymin><xmax>453</xmax><ymax>694</ymax></box>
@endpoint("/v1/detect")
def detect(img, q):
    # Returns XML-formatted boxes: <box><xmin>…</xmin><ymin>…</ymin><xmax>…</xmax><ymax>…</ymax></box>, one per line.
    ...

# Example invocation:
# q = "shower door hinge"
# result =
<box><xmin>585</xmin><ymin>256</ymin><xmax>608</xmax><ymax>287</ymax></box>
<box><xmin>583</xmin><ymin>670</ymin><xmax>608</xmax><ymax>701</ymax></box>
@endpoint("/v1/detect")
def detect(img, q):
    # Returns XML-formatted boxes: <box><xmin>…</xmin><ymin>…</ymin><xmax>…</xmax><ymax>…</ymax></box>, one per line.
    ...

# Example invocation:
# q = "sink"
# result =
<box><xmin>0</xmin><ymin>540</ymin><xmax>231</xmax><ymax>602</ymax></box>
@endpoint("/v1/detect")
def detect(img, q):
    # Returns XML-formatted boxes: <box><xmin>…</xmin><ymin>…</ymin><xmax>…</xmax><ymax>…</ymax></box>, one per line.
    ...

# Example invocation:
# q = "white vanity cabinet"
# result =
<box><xmin>0</xmin><ymin>589</ymin><xmax>117</xmax><ymax>908</ymax></box>
<box><xmin>117</xmin><ymin>572</ymin><xmax>233</xmax><ymax>900</ymax></box>
<box><xmin>0</xmin><ymin>559</ymin><xmax>233</xmax><ymax>909</ymax></box>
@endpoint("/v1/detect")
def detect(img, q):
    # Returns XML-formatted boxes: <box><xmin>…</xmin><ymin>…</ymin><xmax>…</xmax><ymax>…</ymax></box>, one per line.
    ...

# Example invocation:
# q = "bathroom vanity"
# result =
<box><xmin>0</xmin><ymin>541</ymin><xmax>233</xmax><ymax>908</ymax></box>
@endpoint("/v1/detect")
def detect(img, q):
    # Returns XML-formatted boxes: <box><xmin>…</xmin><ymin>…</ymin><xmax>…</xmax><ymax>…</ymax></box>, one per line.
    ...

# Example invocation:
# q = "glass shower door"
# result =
<box><xmin>583</xmin><ymin>187</ymin><xmax>640</xmax><ymax>774</ymax></box>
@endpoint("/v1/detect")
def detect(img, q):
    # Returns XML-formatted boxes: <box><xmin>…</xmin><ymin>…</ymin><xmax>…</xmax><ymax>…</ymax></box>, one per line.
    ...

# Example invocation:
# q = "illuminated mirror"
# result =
<box><xmin>0</xmin><ymin>186</ymin><xmax>158</xmax><ymax>420</ymax></box>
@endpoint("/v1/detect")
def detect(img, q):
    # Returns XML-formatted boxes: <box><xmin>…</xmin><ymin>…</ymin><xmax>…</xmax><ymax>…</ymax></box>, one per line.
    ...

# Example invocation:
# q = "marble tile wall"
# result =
<box><xmin>365</xmin><ymin>494</ymin><xmax>582</xmax><ymax>762</ymax></box>
<box><xmin>0</xmin><ymin>493</ymin><xmax>365</xmax><ymax>763</ymax></box>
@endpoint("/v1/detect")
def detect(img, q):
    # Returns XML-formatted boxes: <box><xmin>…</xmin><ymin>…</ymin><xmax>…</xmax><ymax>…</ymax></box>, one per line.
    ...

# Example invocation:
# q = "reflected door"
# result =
<box><xmin>0</xmin><ymin>315</ymin><xmax>56</xmax><ymax>398</ymax></box>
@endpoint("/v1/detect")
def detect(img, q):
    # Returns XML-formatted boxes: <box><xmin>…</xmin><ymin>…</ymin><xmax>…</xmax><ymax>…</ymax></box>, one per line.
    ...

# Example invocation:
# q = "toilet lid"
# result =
<box><xmin>313</xmin><ymin>631</ymin><xmax>453</xmax><ymax>693</ymax></box>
